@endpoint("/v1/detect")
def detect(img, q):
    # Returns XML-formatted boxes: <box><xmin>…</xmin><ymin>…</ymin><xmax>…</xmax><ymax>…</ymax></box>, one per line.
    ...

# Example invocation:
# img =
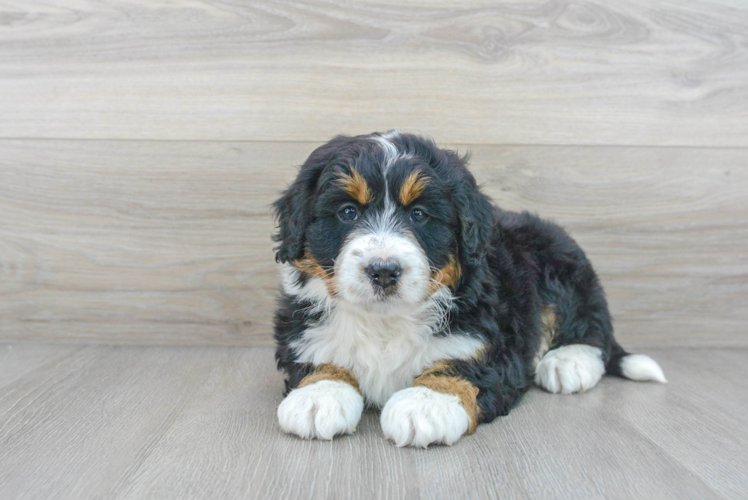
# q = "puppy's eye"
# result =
<box><xmin>339</xmin><ymin>205</ymin><xmax>359</xmax><ymax>222</ymax></box>
<box><xmin>410</xmin><ymin>208</ymin><xmax>428</xmax><ymax>223</ymax></box>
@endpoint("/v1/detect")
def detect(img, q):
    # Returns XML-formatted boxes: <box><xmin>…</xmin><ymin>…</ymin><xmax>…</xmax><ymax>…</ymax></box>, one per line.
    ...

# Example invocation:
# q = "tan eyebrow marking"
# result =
<box><xmin>337</xmin><ymin>169</ymin><xmax>373</xmax><ymax>205</ymax></box>
<box><xmin>399</xmin><ymin>170</ymin><xmax>430</xmax><ymax>206</ymax></box>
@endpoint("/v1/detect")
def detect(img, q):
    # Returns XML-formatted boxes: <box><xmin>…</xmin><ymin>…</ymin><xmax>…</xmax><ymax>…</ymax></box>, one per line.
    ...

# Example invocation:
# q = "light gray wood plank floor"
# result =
<box><xmin>1</xmin><ymin>343</ymin><xmax>746</xmax><ymax>500</ymax></box>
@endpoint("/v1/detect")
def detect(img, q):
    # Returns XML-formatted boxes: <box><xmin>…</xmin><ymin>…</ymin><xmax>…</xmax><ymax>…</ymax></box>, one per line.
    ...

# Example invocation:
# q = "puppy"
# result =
<box><xmin>273</xmin><ymin>131</ymin><xmax>666</xmax><ymax>448</ymax></box>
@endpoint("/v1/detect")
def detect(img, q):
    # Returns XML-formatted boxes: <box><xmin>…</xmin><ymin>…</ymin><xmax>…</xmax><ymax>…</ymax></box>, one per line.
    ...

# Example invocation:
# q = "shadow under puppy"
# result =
<box><xmin>273</xmin><ymin>131</ymin><xmax>666</xmax><ymax>448</ymax></box>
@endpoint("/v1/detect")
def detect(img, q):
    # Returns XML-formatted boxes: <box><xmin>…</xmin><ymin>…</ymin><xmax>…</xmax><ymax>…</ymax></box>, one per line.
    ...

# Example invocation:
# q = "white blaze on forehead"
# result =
<box><xmin>363</xmin><ymin>201</ymin><xmax>400</xmax><ymax>235</ymax></box>
<box><xmin>373</xmin><ymin>131</ymin><xmax>401</xmax><ymax>174</ymax></box>
<box><xmin>373</xmin><ymin>131</ymin><xmax>401</xmax><ymax>209</ymax></box>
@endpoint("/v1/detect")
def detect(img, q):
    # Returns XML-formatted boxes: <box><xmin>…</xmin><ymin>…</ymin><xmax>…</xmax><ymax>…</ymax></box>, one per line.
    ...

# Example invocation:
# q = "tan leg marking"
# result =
<box><xmin>414</xmin><ymin>361</ymin><xmax>480</xmax><ymax>434</ymax></box>
<box><xmin>298</xmin><ymin>364</ymin><xmax>360</xmax><ymax>394</ymax></box>
<box><xmin>534</xmin><ymin>305</ymin><xmax>559</xmax><ymax>369</ymax></box>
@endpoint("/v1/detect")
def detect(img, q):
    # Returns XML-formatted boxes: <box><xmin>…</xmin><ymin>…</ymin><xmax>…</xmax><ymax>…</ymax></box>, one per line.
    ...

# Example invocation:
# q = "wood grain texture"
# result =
<box><xmin>0</xmin><ymin>344</ymin><xmax>746</xmax><ymax>500</ymax></box>
<box><xmin>0</xmin><ymin>139</ymin><xmax>297</xmax><ymax>346</ymax></box>
<box><xmin>1</xmin><ymin>139</ymin><xmax>746</xmax><ymax>347</ymax></box>
<box><xmin>0</xmin><ymin>344</ymin><xmax>83</xmax><ymax>390</ymax></box>
<box><xmin>0</xmin><ymin>0</ymin><xmax>747</xmax><ymax>145</ymax></box>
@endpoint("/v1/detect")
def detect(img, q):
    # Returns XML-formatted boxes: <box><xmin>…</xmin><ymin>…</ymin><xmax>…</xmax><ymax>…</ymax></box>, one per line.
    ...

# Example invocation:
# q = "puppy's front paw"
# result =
<box><xmin>380</xmin><ymin>386</ymin><xmax>470</xmax><ymax>448</ymax></box>
<box><xmin>277</xmin><ymin>380</ymin><xmax>363</xmax><ymax>440</ymax></box>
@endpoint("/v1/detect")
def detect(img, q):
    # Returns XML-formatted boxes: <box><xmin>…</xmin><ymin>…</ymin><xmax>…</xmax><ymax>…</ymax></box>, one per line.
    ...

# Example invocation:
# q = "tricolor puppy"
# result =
<box><xmin>273</xmin><ymin>131</ymin><xmax>666</xmax><ymax>448</ymax></box>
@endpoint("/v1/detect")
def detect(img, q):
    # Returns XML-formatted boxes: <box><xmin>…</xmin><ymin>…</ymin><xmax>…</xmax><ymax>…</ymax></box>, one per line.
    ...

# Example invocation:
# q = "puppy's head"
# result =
<box><xmin>273</xmin><ymin>132</ymin><xmax>493</xmax><ymax>314</ymax></box>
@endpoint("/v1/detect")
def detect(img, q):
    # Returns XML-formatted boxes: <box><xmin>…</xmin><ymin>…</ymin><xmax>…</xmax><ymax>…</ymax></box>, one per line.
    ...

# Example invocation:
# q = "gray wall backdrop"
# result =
<box><xmin>0</xmin><ymin>0</ymin><xmax>746</xmax><ymax>347</ymax></box>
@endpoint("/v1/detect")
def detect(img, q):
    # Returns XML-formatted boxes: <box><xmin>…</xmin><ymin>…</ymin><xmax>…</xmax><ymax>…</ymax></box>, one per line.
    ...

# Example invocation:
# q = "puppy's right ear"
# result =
<box><xmin>272</xmin><ymin>184</ymin><xmax>305</xmax><ymax>264</ymax></box>
<box><xmin>272</xmin><ymin>157</ymin><xmax>326</xmax><ymax>264</ymax></box>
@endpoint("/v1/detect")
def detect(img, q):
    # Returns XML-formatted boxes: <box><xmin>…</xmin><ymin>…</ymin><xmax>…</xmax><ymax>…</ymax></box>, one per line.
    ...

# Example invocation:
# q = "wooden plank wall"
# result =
<box><xmin>0</xmin><ymin>1</ymin><xmax>746</xmax><ymax>347</ymax></box>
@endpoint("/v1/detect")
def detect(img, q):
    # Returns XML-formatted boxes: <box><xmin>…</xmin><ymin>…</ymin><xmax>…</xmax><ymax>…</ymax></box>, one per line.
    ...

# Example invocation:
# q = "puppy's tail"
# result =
<box><xmin>606</xmin><ymin>340</ymin><xmax>667</xmax><ymax>383</ymax></box>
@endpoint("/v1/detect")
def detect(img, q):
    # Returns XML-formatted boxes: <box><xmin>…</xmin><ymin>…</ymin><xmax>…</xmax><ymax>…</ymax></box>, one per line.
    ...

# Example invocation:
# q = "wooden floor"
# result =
<box><xmin>1</xmin><ymin>343</ymin><xmax>746</xmax><ymax>500</ymax></box>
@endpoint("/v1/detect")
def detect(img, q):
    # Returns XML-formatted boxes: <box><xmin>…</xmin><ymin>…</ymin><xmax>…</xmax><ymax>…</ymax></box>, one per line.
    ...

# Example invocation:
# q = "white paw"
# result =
<box><xmin>380</xmin><ymin>386</ymin><xmax>470</xmax><ymax>448</ymax></box>
<box><xmin>535</xmin><ymin>344</ymin><xmax>605</xmax><ymax>394</ymax></box>
<box><xmin>277</xmin><ymin>380</ymin><xmax>363</xmax><ymax>440</ymax></box>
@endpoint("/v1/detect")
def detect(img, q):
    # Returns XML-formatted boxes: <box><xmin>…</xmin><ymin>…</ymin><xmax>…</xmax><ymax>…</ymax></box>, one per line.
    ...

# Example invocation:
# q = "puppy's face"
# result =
<box><xmin>274</xmin><ymin>132</ymin><xmax>490</xmax><ymax>314</ymax></box>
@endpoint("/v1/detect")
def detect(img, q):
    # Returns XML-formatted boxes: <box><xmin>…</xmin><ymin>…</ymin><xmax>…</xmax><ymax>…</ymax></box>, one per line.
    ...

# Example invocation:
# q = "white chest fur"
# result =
<box><xmin>289</xmin><ymin>303</ymin><xmax>485</xmax><ymax>407</ymax></box>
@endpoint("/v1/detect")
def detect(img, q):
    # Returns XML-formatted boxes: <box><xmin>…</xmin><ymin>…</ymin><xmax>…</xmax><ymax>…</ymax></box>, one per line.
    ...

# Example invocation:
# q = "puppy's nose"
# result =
<box><xmin>366</xmin><ymin>260</ymin><xmax>402</xmax><ymax>289</ymax></box>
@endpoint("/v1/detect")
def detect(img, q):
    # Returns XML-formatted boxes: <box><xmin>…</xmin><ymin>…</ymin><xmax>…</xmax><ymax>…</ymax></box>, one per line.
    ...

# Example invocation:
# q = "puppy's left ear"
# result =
<box><xmin>447</xmin><ymin>151</ymin><xmax>495</xmax><ymax>268</ymax></box>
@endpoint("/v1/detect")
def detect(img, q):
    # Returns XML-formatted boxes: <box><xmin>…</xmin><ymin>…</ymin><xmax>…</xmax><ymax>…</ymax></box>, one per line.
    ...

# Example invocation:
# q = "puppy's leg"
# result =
<box><xmin>381</xmin><ymin>355</ymin><xmax>528</xmax><ymax>448</ymax></box>
<box><xmin>533</xmin><ymin>291</ymin><xmax>609</xmax><ymax>394</ymax></box>
<box><xmin>534</xmin><ymin>277</ymin><xmax>665</xmax><ymax>394</ymax></box>
<box><xmin>381</xmin><ymin>364</ymin><xmax>477</xmax><ymax>448</ymax></box>
<box><xmin>277</xmin><ymin>364</ymin><xmax>363</xmax><ymax>440</ymax></box>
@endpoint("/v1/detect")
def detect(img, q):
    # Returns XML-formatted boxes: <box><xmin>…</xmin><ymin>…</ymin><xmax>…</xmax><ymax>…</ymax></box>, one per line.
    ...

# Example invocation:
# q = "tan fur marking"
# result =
<box><xmin>418</xmin><ymin>360</ymin><xmax>452</xmax><ymax>378</ymax></box>
<box><xmin>414</xmin><ymin>361</ymin><xmax>480</xmax><ymax>434</ymax></box>
<box><xmin>399</xmin><ymin>171</ymin><xmax>430</xmax><ymax>206</ymax></box>
<box><xmin>428</xmin><ymin>255</ymin><xmax>462</xmax><ymax>294</ymax></box>
<box><xmin>292</xmin><ymin>251</ymin><xmax>337</xmax><ymax>295</ymax></box>
<box><xmin>298</xmin><ymin>364</ymin><xmax>360</xmax><ymax>393</ymax></box>
<box><xmin>533</xmin><ymin>305</ymin><xmax>558</xmax><ymax>368</ymax></box>
<box><xmin>337</xmin><ymin>170</ymin><xmax>373</xmax><ymax>205</ymax></box>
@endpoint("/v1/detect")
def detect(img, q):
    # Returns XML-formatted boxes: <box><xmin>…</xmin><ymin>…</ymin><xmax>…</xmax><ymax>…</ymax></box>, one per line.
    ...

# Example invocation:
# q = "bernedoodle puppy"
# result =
<box><xmin>272</xmin><ymin>131</ymin><xmax>666</xmax><ymax>448</ymax></box>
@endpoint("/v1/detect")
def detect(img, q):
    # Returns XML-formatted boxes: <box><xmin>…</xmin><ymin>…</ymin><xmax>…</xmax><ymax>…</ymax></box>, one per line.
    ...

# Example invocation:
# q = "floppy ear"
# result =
<box><xmin>272</xmin><ymin>159</ymin><xmax>326</xmax><ymax>264</ymax></box>
<box><xmin>447</xmin><ymin>151</ymin><xmax>495</xmax><ymax>268</ymax></box>
<box><xmin>273</xmin><ymin>134</ymin><xmax>361</xmax><ymax>263</ymax></box>
<box><xmin>272</xmin><ymin>181</ymin><xmax>307</xmax><ymax>264</ymax></box>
